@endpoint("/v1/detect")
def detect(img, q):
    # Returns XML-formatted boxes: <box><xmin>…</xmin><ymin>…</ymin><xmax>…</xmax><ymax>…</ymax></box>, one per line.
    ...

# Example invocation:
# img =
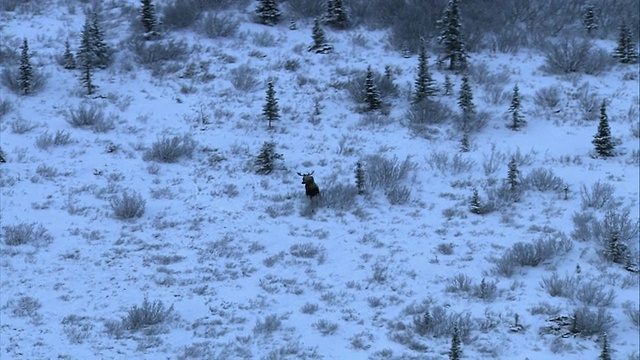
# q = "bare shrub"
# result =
<box><xmin>385</xmin><ymin>184</ymin><xmax>411</xmax><ymax>205</ymax></box>
<box><xmin>482</xmin><ymin>146</ymin><xmax>506</xmax><ymax>176</ymax></box>
<box><xmin>412</xmin><ymin>305</ymin><xmax>476</xmax><ymax>343</ymax></box>
<box><xmin>574</xmin><ymin>280</ymin><xmax>616</xmax><ymax>307</ymax></box>
<box><xmin>109</xmin><ymin>190</ymin><xmax>146</xmax><ymax>220</ymax></box>
<box><xmin>540</xmin><ymin>273</ymin><xmax>577</xmax><ymax>298</ymax></box>
<box><xmin>252</xmin><ymin>30</ymin><xmax>278</xmax><ymax>47</ymax></box>
<box><xmin>571</xmin><ymin>306</ymin><xmax>616</xmax><ymax>336</ymax></box>
<box><xmin>5</xmin><ymin>296</ymin><xmax>41</xmax><ymax>318</ymax></box>
<box><xmin>313</xmin><ymin>319</ymin><xmax>339</xmax><ymax>335</ymax></box>
<box><xmin>3</xmin><ymin>222</ymin><xmax>51</xmax><ymax>246</ymax></box>
<box><xmin>580</xmin><ymin>181</ymin><xmax>616</xmax><ymax>209</ymax></box>
<box><xmin>404</xmin><ymin>99</ymin><xmax>453</xmax><ymax>135</ymax></box>
<box><xmin>285</xmin><ymin>0</ymin><xmax>324</xmax><ymax>18</ymax></box>
<box><xmin>197</xmin><ymin>12</ymin><xmax>240</xmax><ymax>38</ymax></box>
<box><xmin>427</xmin><ymin>151</ymin><xmax>475</xmax><ymax>175</ymax></box>
<box><xmin>622</xmin><ymin>301</ymin><xmax>640</xmax><ymax>328</ymax></box>
<box><xmin>122</xmin><ymin>297</ymin><xmax>174</xmax><ymax>331</ymax></box>
<box><xmin>300</xmin><ymin>302</ymin><xmax>319</xmax><ymax>314</ymax></box>
<box><xmin>253</xmin><ymin>313</ymin><xmax>283</xmax><ymax>335</ymax></box>
<box><xmin>493</xmin><ymin>235</ymin><xmax>573</xmax><ymax>277</ymax></box>
<box><xmin>0</xmin><ymin>97</ymin><xmax>12</xmax><ymax>118</ymax></box>
<box><xmin>592</xmin><ymin>208</ymin><xmax>639</xmax><ymax>265</ymax></box>
<box><xmin>313</xmin><ymin>183</ymin><xmax>358</xmax><ymax>211</ymax></box>
<box><xmin>574</xmin><ymin>84</ymin><xmax>601</xmax><ymax>121</ymax></box>
<box><xmin>162</xmin><ymin>0</ymin><xmax>201</xmax><ymax>29</ymax></box>
<box><xmin>229</xmin><ymin>64</ymin><xmax>260</xmax><ymax>92</ymax></box>
<box><xmin>131</xmin><ymin>38</ymin><xmax>189</xmax><ymax>70</ymax></box>
<box><xmin>35</xmin><ymin>164</ymin><xmax>60</xmax><ymax>178</ymax></box>
<box><xmin>534</xmin><ymin>85</ymin><xmax>563</xmax><ymax>109</ymax></box>
<box><xmin>36</xmin><ymin>130</ymin><xmax>73</xmax><ymax>150</ymax></box>
<box><xmin>541</xmin><ymin>38</ymin><xmax>595</xmax><ymax>74</ymax></box>
<box><xmin>362</xmin><ymin>154</ymin><xmax>417</xmax><ymax>191</ymax></box>
<box><xmin>445</xmin><ymin>273</ymin><xmax>474</xmax><ymax>293</ymax></box>
<box><xmin>66</xmin><ymin>103</ymin><xmax>104</xmax><ymax>128</ymax></box>
<box><xmin>289</xmin><ymin>242</ymin><xmax>326</xmax><ymax>260</ymax></box>
<box><xmin>523</xmin><ymin>167</ymin><xmax>564</xmax><ymax>192</ymax></box>
<box><xmin>9</xmin><ymin>118</ymin><xmax>38</xmax><ymax>134</ymax></box>
<box><xmin>474</xmin><ymin>278</ymin><xmax>498</xmax><ymax>301</ymax></box>
<box><xmin>143</xmin><ymin>134</ymin><xmax>197</xmax><ymax>163</ymax></box>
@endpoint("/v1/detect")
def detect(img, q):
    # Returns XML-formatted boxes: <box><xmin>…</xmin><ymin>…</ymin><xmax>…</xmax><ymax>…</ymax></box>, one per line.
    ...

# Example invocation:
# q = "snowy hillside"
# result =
<box><xmin>1</xmin><ymin>0</ymin><xmax>639</xmax><ymax>359</ymax></box>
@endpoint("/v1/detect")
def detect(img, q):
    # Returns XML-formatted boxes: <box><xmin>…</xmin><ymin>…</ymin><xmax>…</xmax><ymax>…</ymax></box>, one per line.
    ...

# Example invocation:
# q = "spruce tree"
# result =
<box><xmin>458</xmin><ymin>75</ymin><xmax>475</xmax><ymax>115</ymax></box>
<box><xmin>412</xmin><ymin>43</ymin><xmax>437</xmax><ymax>104</ymax></box>
<box><xmin>308</xmin><ymin>18</ymin><xmax>332</xmax><ymax>53</ymax></box>
<box><xmin>255</xmin><ymin>0</ymin><xmax>281</xmax><ymax>26</ymax></box>
<box><xmin>355</xmin><ymin>161</ymin><xmax>365</xmax><ymax>194</ymax></box>
<box><xmin>364</xmin><ymin>65</ymin><xmax>382</xmax><ymax>111</ymax></box>
<box><xmin>437</xmin><ymin>0</ymin><xmax>468</xmax><ymax>71</ymax></box>
<box><xmin>592</xmin><ymin>101</ymin><xmax>614</xmax><ymax>158</ymax></box>
<box><xmin>460</xmin><ymin>132</ymin><xmax>470</xmax><ymax>152</ymax></box>
<box><xmin>507</xmin><ymin>156</ymin><xmax>519</xmax><ymax>191</ymax></box>
<box><xmin>18</xmin><ymin>38</ymin><xmax>33</xmax><ymax>95</ymax></box>
<box><xmin>78</xmin><ymin>12</ymin><xmax>111</xmax><ymax>69</ymax></box>
<box><xmin>582</xmin><ymin>4</ymin><xmax>598</xmax><ymax>35</ymax></box>
<box><xmin>255</xmin><ymin>141</ymin><xmax>283</xmax><ymax>174</ymax></box>
<box><xmin>470</xmin><ymin>188</ymin><xmax>481</xmax><ymax>214</ymax></box>
<box><xmin>140</xmin><ymin>0</ymin><xmax>158</xmax><ymax>36</ymax></box>
<box><xmin>0</xmin><ymin>147</ymin><xmax>6</xmax><ymax>163</ymax></box>
<box><xmin>325</xmin><ymin>0</ymin><xmax>348</xmax><ymax>29</ymax></box>
<box><xmin>62</xmin><ymin>40</ymin><xmax>76</xmax><ymax>70</ymax></box>
<box><xmin>613</xmin><ymin>23</ymin><xmax>639</xmax><ymax>64</ymax></box>
<box><xmin>443</xmin><ymin>74</ymin><xmax>453</xmax><ymax>96</ymax></box>
<box><xmin>599</xmin><ymin>332</ymin><xmax>611</xmax><ymax>360</ymax></box>
<box><xmin>507</xmin><ymin>84</ymin><xmax>525</xmax><ymax>131</ymax></box>
<box><xmin>263</xmin><ymin>81</ymin><xmax>279</xmax><ymax>129</ymax></box>
<box><xmin>449</xmin><ymin>325</ymin><xmax>462</xmax><ymax>360</ymax></box>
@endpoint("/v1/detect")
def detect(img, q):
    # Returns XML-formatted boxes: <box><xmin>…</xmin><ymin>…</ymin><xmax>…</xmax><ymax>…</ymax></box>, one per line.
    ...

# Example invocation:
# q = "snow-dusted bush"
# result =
<box><xmin>523</xmin><ymin>167</ymin><xmax>565</xmax><ymax>192</ymax></box>
<box><xmin>122</xmin><ymin>297</ymin><xmax>174</xmax><ymax>331</ymax></box>
<box><xmin>162</xmin><ymin>0</ymin><xmax>201</xmax><ymax>29</ymax></box>
<box><xmin>344</xmin><ymin>68</ymin><xmax>398</xmax><ymax>104</ymax></box>
<box><xmin>427</xmin><ymin>151</ymin><xmax>476</xmax><ymax>175</ymax></box>
<box><xmin>541</xmin><ymin>38</ymin><xmax>605</xmax><ymax>74</ymax></box>
<box><xmin>66</xmin><ymin>103</ymin><xmax>104</xmax><ymax>128</ymax></box>
<box><xmin>253</xmin><ymin>313</ymin><xmax>283</xmax><ymax>335</ymax></box>
<box><xmin>445</xmin><ymin>273</ymin><xmax>473</xmax><ymax>293</ymax></box>
<box><xmin>540</xmin><ymin>272</ymin><xmax>577</xmax><ymax>298</ymax></box>
<box><xmin>412</xmin><ymin>305</ymin><xmax>476</xmax><ymax>343</ymax></box>
<box><xmin>4</xmin><ymin>295</ymin><xmax>41</xmax><ymax>318</ymax></box>
<box><xmin>362</xmin><ymin>154</ymin><xmax>417</xmax><ymax>190</ymax></box>
<box><xmin>289</xmin><ymin>242</ymin><xmax>326</xmax><ymax>260</ymax></box>
<box><xmin>474</xmin><ymin>278</ymin><xmax>498</xmax><ymax>302</ymax></box>
<box><xmin>8</xmin><ymin>117</ymin><xmax>37</xmax><ymax>134</ymax></box>
<box><xmin>313</xmin><ymin>319</ymin><xmax>339</xmax><ymax>335</ymax></box>
<box><xmin>109</xmin><ymin>190</ymin><xmax>146</xmax><ymax>220</ymax></box>
<box><xmin>0</xmin><ymin>97</ymin><xmax>12</xmax><ymax>118</ymax></box>
<box><xmin>35</xmin><ymin>130</ymin><xmax>73</xmax><ymax>150</ymax></box>
<box><xmin>623</xmin><ymin>301</ymin><xmax>640</xmax><ymax>328</ymax></box>
<box><xmin>580</xmin><ymin>180</ymin><xmax>616</xmax><ymax>210</ymax></box>
<box><xmin>229</xmin><ymin>64</ymin><xmax>260</xmax><ymax>92</ymax></box>
<box><xmin>143</xmin><ymin>134</ymin><xmax>197</xmax><ymax>163</ymax></box>
<box><xmin>197</xmin><ymin>12</ymin><xmax>240</xmax><ymax>38</ymax></box>
<box><xmin>312</xmin><ymin>183</ymin><xmax>358</xmax><ymax>211</ymax></box>
<box><xmin>570</xmin><ymin>306</ymin><xmax>616</xmax><ymax>336</ymax></box>
<box><xmin>404</xmin><ymin>99</ymin><xmax>453</xmax><ymax>136</ymax></box>
<box><xmin>493</xmin><ymin>234</ymin><xmax>573</xmax><ymax>277</ymax></box>
<box><xmin>534</xmin><ymin>85</ymin><xmax>562</xmax><ymax>109</ymax></box>
<box><xmin>2</xmin><ymin>222</ymin><xmax>52</xmax><ymax>246</ymax></box>
<box><xmin>385</xmin><ymin>184</ymin><xmax>411</xmax><ymax>205</ymax></box>
<box><xmin>131</xmin><ymin>38</ymin><xmax>188</xmax><ymax>70</ymax></box>
<box><xmin>574</xmin><ymin>280</ymin><xmax>616</xmax><ymax>307</ymax></box>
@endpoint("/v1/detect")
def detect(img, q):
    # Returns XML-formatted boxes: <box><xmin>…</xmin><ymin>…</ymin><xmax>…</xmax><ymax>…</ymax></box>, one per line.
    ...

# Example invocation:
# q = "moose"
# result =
<box><xmin>297</xmin><ymin>171</ymin><xmax>320</xmax><ymax>201</ymax></box>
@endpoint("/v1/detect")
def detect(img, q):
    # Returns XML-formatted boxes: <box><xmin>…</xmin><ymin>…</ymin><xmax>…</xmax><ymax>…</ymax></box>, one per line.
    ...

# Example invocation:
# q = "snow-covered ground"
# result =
<box><xmin>1</xmin><ymin>1</ymin><xmax>639</xmax><ymax>359</ymax></box>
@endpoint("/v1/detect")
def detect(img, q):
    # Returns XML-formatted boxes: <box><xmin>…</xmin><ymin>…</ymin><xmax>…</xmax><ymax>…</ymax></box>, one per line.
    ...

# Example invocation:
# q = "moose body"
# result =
<box><xmin>297</xmin><ymin>171</ymin><xmax>320</xmax><ymax>200</ymax></box>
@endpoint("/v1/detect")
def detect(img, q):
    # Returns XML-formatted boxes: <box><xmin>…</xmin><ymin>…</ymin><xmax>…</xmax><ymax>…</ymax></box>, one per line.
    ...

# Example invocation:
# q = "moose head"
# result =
<box><xmin>297</xmin><ymin>171</ymin><xmax>320</xmax><ymax>200</ymax></box>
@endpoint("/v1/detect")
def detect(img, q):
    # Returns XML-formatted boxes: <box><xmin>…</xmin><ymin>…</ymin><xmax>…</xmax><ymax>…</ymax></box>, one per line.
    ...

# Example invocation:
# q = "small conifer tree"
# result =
<box><xmin>262</xmin><ymin>81</ymin><xmax>280</xmax><ymax>129</ymax></box>
<box><xmin>582</xmin><ymin>4</ymin><xmax>598</xmax><ymax>35</ymax></box>
<box><xmin>613</xmin><ymin>23</ymin><xmax>639</xmax><ymax>64</ymax></box>
<box><xmin>79</xmin><ymin>12</ymin><xmax>112</xmax><ymax>69</ymax></box>
<box><xmin>255</xmin><ymin>0</ymin><xmax>281</xmax><ymax>26</ymax></box>
<box><xmin>507</xmin><ymin>84</ymin><xmax>525</xmax><ymax>130</ymax></box>
<box><xmin>438</xmin><ymin>0</ymin><xmax>468</xmax><ymax>71</ymax></box>
<box><xmin>592</xmin><ymin>101</ymin><xmax>614</xmax><ymax>158</ymax></box>
<box><xmin>443</xmin><ymin>74</ymin><xmax>453</xmax><ymax>96</ymax></box>
<box><xmin>507</xmin><ymin>156</ymin><xmax>519</xmax><ymax>191</ymax></box>
<box><xmin>457</xmin><ymin>75</ymin><xmax>475</xmax><ymax>115</ymax></box>
<box><xmin>364</xmin><ymin>66</ymin><xmax>382</xmax><ymax>111</ymax></box>
<box><xmin>18</xmin><ymin>38</ymin><xmax>33</xmax><ymax>95</ymax></box>
<box><xmin>62</xmin><ymin>40</ymin><xmax>76</xmax><ymax>70</ymax></box>
<box><xmin>449</xmin><ymin>325</ymin><xmax>462</xmax><ymax>360</ymax></box>
<box><xmin>460</xmin><ymin>132</ymin><xmax>470</xmax><ymax>152</ymax></box>
<box><xmin>0</xmin><ymin>147</ymin><xmax>6</xmax><ymax>163</ymax></box>
<box><xmin>412</xmin><ymin>43</ymin><xmax>437</xmax><ymax>104</ymax></box>
<box><xmin>599</xmin><ymin>333</ymin><xmax>611</xmax><ymax>360</ymax></box>
<box><xmin>140</xmin><ymin>0</ymin><xmax>158</xmax><ymax>36</ymax></box>
<box><xmin>470</xmin><ymin>188</ymin><xmax>481</xmax><ymax>214</ymax></box>
<box><xmin>255</xmin><ymin>141</ymin><xmax>284</xmax><ymax>174</ymax></box>
<box><xmin>308</xmin><ymin>18</ymin><xmax>332</xmax><ymax>53</ymax></box>
<box><xmin>355</xmin><ymin>161</ymin><xmax>365</xmax><ymax>194</ymax></box>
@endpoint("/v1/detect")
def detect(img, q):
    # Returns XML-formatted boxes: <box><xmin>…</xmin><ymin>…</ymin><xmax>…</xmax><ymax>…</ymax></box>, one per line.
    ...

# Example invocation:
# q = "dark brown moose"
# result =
<box><xmin>297</xmin><ymin>171</ymin><xmax>320</xmax><ymax>200</ymax></box>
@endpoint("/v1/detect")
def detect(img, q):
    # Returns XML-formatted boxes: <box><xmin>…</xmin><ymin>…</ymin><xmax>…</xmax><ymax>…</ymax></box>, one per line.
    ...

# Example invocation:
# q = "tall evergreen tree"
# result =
<box><xmin>599</xmin><ymin>333</ymin><xmax>611</xmax><ymax>360</ymax></box>
<box><xmin>355</xmin><ymin>161</ymin><xmax>365</xmax><ymax>194</ymax></box>
<box><xmin>62</xmin><ymin>40</ymin><xmax>76</xmax><ymax>70</ymax></box>
<box><xmin>412</xmin><ymin>43</ymin><xmax>437</xmax><ymax>104</ymax></box>
<box><xmin>507</xmin><ymin>156</ymin><xmax>519</xmax><ymax>191</ymax></box>
<box><xmin>308</xmin><ymin>18</ymin><xmax>332</xmax><ymax>53</ymax></box>
<box><xmin>364</xmin><ymin>65</ymin><xmax>382</xmax><ymax>111</ymax></box>
<box><xmin>140</xmin><ymin>0</ymin><xmax>158</xmax><ymax>35</ymax></box>
<box><xmin>582</xmin><ymin>4</ymin><xmax>598</xmax><ymax>35</ymax></box>
<box><xmin>325</xmin><ymin>0</ymin><xmax>348</xmax><ymax>29</ymax></box>
<box><xmin>255</xmin><ymin>0</ymin><xmax>281</xmax><ymax>26</ymax></box>
<box><xmin>449</xmin><ymin>325</ymin><xmax>462</xmax><ymax>360</ymax></box>
<box><xmin>613</xmin><ymin>23</ymin><xmax>639</xmax><ymax>64</ymax></box>
<box><xmin>507</xmin><ymin>84</ymin><xmax>525</xmax><ymax>130</ymax></box>
<box><xmin>263</xmin><ymin>81</ymin><xmax>279</xmax><ymax>129</ymax></box>
<box><xmin>78</xmin><ymin>12</ymin><xmax>111</xmax><ymax>69</ymax></box>
<box><xmin>592</xmin><ymin>101</ymin><xmax>614</xmax><ymax>157</ymax></box>
<box><xmin>18</xmin><ymin>38</ymin><xmax>33</xmax><ymax>95</ymax></box>
<box><xmin>437</xmin><ymin>0</ymin><xmax>468</xmax><ymax>71</ymax></box>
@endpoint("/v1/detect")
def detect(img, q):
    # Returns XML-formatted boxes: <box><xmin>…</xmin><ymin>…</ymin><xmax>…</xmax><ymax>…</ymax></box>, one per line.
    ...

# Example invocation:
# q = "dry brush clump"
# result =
<box><xmin>109</xmin><ymin>190</ymin><xmax>146</xmax><ymax>220</ymax></box>
<box><xmin>493</xmin><ymin>234</ymin><xmax>573</xmax><ymax>277</ymax></box>
<box><xmin>2</xmin><ymin>222</ymin><xmax>52</xmax><ymax>247</ymax></box>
